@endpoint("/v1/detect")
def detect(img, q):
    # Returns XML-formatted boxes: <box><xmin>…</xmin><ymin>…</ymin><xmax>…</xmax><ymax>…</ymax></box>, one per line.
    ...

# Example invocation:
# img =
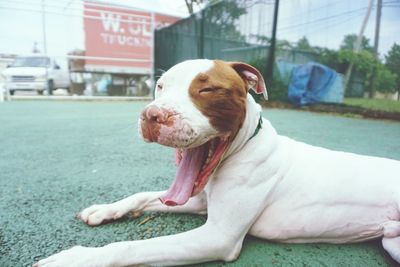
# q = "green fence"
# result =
<box><xmin>154</xmin><ymin>1</ymin><xmax>316</xmax><ymax>75</ymax></box>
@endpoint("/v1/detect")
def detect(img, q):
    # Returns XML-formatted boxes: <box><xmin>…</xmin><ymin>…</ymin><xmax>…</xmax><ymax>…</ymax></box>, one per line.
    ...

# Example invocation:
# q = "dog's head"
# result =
<box><xmin>139</xmin><ymin>59</ymin><xmax>267</xmax><ymax>206</ymax></box>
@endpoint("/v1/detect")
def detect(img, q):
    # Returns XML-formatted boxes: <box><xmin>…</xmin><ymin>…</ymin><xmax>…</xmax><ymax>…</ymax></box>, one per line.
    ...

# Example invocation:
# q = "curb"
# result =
<box><xmin>8</xmin><ymin>95</ymin><xmax>153</xmax><ymax>101</ymax></box>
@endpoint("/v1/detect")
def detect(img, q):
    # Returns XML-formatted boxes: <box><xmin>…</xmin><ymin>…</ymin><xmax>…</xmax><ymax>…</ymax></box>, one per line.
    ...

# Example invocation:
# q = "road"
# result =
<box><xmin>1</xmin><ymin>101</ymin><xmax>399</xmax><ymax>266</ymax></box>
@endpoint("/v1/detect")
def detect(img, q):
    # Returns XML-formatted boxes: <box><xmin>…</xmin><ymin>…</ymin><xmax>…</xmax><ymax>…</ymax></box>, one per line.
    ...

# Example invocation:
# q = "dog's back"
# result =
<box><xmin>249</xmin><ymin>126</ymin><xmax>400</xmax><ymax>243</ymax></box>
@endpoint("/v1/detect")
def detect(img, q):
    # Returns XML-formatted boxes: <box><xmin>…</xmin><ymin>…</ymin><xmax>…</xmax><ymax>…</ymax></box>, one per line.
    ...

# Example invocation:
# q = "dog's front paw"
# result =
<box><xmin>77</xmin><ymin>203</ymin><xmax>128</xmax><ymax>226</ymax></box>
<box><xmin>33</xmin><ymin>246</ymin><xmax>107</xmax><ymax>267</ymax></box>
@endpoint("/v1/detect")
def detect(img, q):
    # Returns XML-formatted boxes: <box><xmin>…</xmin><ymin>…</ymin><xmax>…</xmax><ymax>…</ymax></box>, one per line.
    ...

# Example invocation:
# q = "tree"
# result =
<box><xmin>251</xmin><ymin>35</ymin><xmax>293</xmax><ymax>50</ymax></box>
<box><xmin>385</xmin><ymin>43</ymin><xmax>400</xmax><ymax>99</ymax></box>
<box><xmin>184</xmin><ymin>0</ymin><xmax>204</xmax><ymax>15</ymax></box>
<box><xmin>296</xmin><ymin>36</ymin><xmax>313</xmax><ymax>52</ymax></box>
<box><xmin>340</xmin><ymin>34</ymin><xmax>374</xmax><ymax>53</ymax></box>
<box><xmin>318</xmin><ymin>48</ymin><xmax>396</xmax><ymax>94</ymax></box>
<box><xmin>375</xmin><ymin>64</ymin><xmax>397</xmax><ymax>94</ymax></box>
<box><xmin>202</xmin><ymin>1</ymin><xmax>247</xmax><ymax>41</ymax></box>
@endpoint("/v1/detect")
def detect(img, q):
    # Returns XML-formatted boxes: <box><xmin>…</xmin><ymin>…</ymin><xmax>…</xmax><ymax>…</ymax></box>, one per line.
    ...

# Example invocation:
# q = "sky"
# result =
<box><xmin>276</xmin><ymin>0</ymin><xmax>400</xmax><ymax>57</ymax></box>
<box><xmin>0</xmin><ymin>0</ymin><xmax>398</xmax><ymax>59</ymax></box>
<box><xmin>0</xmin><ymin>0</ymin><xmax>190</xmax><ymax>57</ymax></box>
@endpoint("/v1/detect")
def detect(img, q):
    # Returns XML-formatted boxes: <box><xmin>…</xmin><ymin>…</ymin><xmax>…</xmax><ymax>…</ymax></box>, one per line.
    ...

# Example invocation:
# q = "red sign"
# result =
<box><xmin>84</xmin><ymin>1</ymin><xmax>180</xmax><ymax>74</ymax></box>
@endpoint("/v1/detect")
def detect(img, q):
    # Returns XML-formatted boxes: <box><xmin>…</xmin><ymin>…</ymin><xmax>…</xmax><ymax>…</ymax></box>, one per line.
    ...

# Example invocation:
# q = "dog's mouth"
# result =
<box><xmin>160</xmin><ymin>136</ymin><xmax>230</xmax><ymax>206</ymax></box>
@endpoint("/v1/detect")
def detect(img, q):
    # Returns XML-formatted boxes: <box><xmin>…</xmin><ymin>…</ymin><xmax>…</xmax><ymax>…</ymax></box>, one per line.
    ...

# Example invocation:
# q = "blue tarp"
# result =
<box><xmin>288</xmin><ymin>62</ymin><xmax>344</xmax><ymax>105</ymax></box>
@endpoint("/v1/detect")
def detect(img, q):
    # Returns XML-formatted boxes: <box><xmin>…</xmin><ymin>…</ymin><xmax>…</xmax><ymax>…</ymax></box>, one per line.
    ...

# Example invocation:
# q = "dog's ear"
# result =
<box><xmin>229</xmin><ymin>62</ymin><xmax>268</xmax><ymax>100</ymax></box>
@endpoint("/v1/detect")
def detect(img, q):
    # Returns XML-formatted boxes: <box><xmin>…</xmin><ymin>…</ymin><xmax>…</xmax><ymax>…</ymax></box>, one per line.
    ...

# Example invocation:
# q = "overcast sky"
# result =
<box><xmin>0</xmin><ymin>0</ymin><xmax>398</xmax><ymax>58</ymax></box>
<box><xmin>276</xmin><ymin>0</ymin><xmax>400</xmax><ymax>56</ymax></box>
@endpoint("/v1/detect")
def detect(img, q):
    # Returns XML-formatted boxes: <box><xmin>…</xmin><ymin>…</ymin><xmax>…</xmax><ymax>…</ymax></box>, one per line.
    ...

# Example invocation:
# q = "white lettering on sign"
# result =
<box><xmin>100</xmin><ymin>33</ymin><xmax>152</xmax><ymax>47</ymax></box>
<box><xmin>99</xmin><ymin>11</ymin><xmax>154</xmax><ymax>47</ymax></box>
<box><xmin>100</xmin><ymin>12</ymin><xmax>121</xmax><ymax>33</ymax></box>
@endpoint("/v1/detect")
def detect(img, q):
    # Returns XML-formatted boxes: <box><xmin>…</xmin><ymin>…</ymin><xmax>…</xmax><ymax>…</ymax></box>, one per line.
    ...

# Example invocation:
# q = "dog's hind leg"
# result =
<box><xmin>382</xmin><ymin>221</ymin><xmax>400</xmax><ymax>263</ymax></box>
<box><xmin>78</xmin><ymin>191</ymin><xmax>207</xmax><ymax>226</ymax></box>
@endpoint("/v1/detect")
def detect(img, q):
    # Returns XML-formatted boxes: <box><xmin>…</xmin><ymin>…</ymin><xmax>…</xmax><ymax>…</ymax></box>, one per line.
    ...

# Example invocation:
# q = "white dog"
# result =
<box><xmin>34</xmin><ymin>59</ymin><xmax>400</xmax><ymax>267</ymax></box>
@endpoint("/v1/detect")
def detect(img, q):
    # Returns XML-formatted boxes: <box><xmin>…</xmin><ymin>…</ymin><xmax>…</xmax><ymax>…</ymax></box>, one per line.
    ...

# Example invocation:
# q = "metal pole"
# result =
<box><xmin>41</xmin><ymin>0</ymin><xmax>49</xmax><ymax>94</ymax></box>
<box><xmin>266</xmin><ymin>0</ymin><xmax>279</xmax><ymax>86</ymax></box>
<box><xmin>199</xmin><ymin>10</ymin><xmax>205</xmax><ymax>58</ymax></box>
<box><xmin>374</xmin><ymin>0</ymin><xmax>382</xmax><ymax>54</ymax></box>
<box><xmin>150</xmin><ymin>11</ymin><xmax>155</xmax><ymax>96</ymax></box>
<box><xmin>41</xmin><ymin>0</ymin><xmax>47</xmax><ymax>55</ymax></box>
<box><xmin>0</xmin><ymin>84</ymin><xmax>4</xmax><ymax>102</ymax></box>
<box><xmin>343</xmin><ymin>0</ymin><xmax>374</xmax><ymax>94</ymax></box>
<box><xmin>369</xmin><ymin>0</ymin><xmax>382</xmax><ymax>98</ymax></box>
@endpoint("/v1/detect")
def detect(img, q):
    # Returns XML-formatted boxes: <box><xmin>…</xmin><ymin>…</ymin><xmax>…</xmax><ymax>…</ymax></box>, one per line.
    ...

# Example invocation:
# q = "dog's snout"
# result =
<box><xmin>143</xmin><ymin>105</ymin><xmax>168</xmax><ymax>123</ymax></box>
<box><xmin>140</xmin><ymin>105</ymin><xmax>177</xmax><ymax>142</ymax></box>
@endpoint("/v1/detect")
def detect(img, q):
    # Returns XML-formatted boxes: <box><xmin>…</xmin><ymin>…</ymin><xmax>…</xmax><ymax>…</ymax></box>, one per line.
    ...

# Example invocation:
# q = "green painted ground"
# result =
<box><xmin>1</xmin><ymin>101</ymin><xmax>400</xmax><ymax>267</ymax></box>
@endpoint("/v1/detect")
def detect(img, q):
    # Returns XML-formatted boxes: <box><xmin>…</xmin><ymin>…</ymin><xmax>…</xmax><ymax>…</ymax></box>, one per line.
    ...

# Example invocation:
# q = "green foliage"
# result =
<box><xmin>316</xmin><ymin>34</ymin><xmax>397</xmax><ymax>94</ymax></box>
<box><xmin>184</xmin><ymin>0</ymin><xmax>204</xmax><ymax>14</ymax></box>
<box><xmin>385</xmin><ymin>43</ymin><xmax>400</xmax><ymax>93</ymax></box>
<box><xmin>277</xmin><ymin>39</ymin><xmax>293</xmax><ymax>50</ymax></box>
<box><xmin>204</xmin><ymin>1</ymin><xmax>247</xmax><ymax>41</ymax></box>
<box><xmin>248</xmin><ymin>34</ymin><xmax>395</xmax><ymax>100</ymax></box>
<box><xmin>318</xmin><ymin>48</ymin><xmax>396</xmax><ymax>93</ymax></box>
<box><xmin>317</xmin><ymin>48</ymin><xmax>346</xmax><ymax>72</ymax></box>
<box><xmin>268</xmin><ymin>79</ymin><xmax>289</xmax><ymax>102</ymax></box>
<box><xmin>375</xmin><ymin>64</ymin><xmax>397</xmax><ymax>93</ymax></box>
<box><xmin>340</xmin><ymin>34</ymin><xmax>374</xmax><ymax>53</ymax></box>
<box><xmin>296</xmin><ymin>36</ymin><xmax>314</xmax><ymax>52</ymax></box>
<box><xmin>249</xmin><ymin>58</ymin><xmax>288</xmax><ymax>102</ymax></box>
<box><xmin>252</xmin><ymin>35</ymin><xmax>293</xmax><ymax>50</ymax></box>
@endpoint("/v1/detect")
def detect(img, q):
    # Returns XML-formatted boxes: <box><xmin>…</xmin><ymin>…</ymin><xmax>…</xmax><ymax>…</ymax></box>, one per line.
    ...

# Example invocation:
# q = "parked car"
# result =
<box><xmin>1</xmin><ymin>55</ymin><xmax>70</xmax><ymax>95</ymax></box>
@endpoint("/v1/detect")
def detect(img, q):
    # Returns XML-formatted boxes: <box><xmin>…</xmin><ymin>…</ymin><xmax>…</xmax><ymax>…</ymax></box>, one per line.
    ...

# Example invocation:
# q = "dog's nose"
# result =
<box><xmin>142</xmin><ymin>105</ymin><xmax>169</xmax><ymax>123</ymax></box>
<box><xmin>140</xmin><ymin>105</ymin><xmax>176</xmax><ymax>142</ymax></box>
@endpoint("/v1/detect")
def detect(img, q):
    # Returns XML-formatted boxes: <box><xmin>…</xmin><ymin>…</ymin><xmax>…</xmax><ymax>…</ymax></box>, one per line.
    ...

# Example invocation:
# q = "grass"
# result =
<box><xmin>344</xmin><ymin>98</ymin><xmax>400</xmax><ymax>113</ymax></box>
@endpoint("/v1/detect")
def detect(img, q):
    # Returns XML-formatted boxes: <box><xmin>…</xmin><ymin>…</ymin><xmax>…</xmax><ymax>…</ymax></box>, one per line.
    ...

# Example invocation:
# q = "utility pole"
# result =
<box><xmin>369</xmin><ymin>0</ymin><xmax>382</xmax><ymax>98</ymax></box>
<box><xmin>199</xmin><ymin>9</ymin><xmax>205</xmax><ymax>58</ymax></box>
<box><xmin>343</xmin><ymin>0</ymin><xmax>374</xmax><ymax>94</ymax></box>
<box><xmin>41</xmin><ymin>0</ymin><xmax>47</xmax><ymax>56</ymax></box>
<box><xmin>374</xmin><ymin>0</ymin><xmax>382</xmax><ymax>54</ymax></box>
<box><xmin>266</xmin><ymin>0</ymin><xmax>279</xmax><ymax>86</ymax></box>
<box><xmin>41</xmin><ymin>0</ymin><xmax>51</xmax><ymax>94</ymax></box>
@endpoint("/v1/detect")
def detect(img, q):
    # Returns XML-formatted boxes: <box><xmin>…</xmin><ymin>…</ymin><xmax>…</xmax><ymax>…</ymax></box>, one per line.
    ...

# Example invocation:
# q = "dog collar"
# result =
<box><xmin>248</xmin><ymin>113</ymin><xmax>263</xmax><ymax>141</ymax></box>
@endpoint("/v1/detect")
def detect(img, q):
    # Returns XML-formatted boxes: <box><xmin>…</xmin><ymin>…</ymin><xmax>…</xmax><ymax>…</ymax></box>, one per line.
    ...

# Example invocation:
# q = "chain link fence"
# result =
<box><xmin>154</xmin><ymin>0</ymin><xmax>320</xmax><ymax>101</ymax></box>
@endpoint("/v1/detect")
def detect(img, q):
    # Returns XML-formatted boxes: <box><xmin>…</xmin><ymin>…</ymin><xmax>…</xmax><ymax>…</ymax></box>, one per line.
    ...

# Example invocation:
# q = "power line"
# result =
<box><xmin>0</xmin><ymin>5</ymin><xmax>154</xmax><ymax>25</ymax></box>
<box><xmin>0</xmin><ymin>0</ymin><xmax>79</xmax><ymax>11</ymax></box>
<box><xmin>278</xmin><ymin>7</ymin><xmax>368</xmax><ymax>33</ymax></box>
<box><xmin>301</xmin><ymin>12</ymin><xmax>366</xmax><ymax>37</ymax></box>
<box><xmin>0</xmin><ymin>0</ymin><xmax>162</xmax><ymax>14</ymax></box>
<box><xmin>0</xmin><ymin>0</ymin><xmax>155</xmax><ymax>20</ymax></box>
<box><xmin>261</xmin><ymin>0</ymin><xmax>348</xmax><ymax>29</ymax></box>
<box><xmin>0</xmin><ymin>0</ymin><xmax>183</xmax><ymax>20</ymax></box>
<box><xmin>278</xmin><ymin>0</ymin><xmax>346</xmax><ymax>23</ymax></box>
<box><xmin>284</xmin><ymin>10</ymin><xmax>367</xmax><ymax>35</ymax></box>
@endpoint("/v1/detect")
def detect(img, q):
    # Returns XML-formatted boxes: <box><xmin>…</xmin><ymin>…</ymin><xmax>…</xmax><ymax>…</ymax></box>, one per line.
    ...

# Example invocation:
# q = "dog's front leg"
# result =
<box><xmin>33</xmin><ymin>223</ymin><xmax>238</xmax><ymax>267</ymax></box>
<box><xmin>34</xmin><ymin>172</ymin><xmax>276</xmax><ymax>267</ymax></box>
<box><xmin>35</xmin><ymin>163</ymin><xmax>279</xmax><ymax>267</ymax></box>
<box><xmin>78</xmin><ymin>191</ymin><xmax>207</xmax><ymax>226</ymax></box>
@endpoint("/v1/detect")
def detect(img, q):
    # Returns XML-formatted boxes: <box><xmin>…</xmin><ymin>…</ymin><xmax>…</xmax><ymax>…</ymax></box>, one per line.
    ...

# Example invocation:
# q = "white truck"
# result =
<box><xmin>2</xmin><ymin>55</ymin><xmax>70</xmax><ymax>95</ymax></box>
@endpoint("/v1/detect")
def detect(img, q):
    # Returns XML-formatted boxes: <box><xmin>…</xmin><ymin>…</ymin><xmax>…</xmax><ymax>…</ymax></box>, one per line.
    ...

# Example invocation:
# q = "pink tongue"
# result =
<box><xmin>160</xmin><ymin>145</ymin><xmax>207</xmax><ymax>206</ymax></box>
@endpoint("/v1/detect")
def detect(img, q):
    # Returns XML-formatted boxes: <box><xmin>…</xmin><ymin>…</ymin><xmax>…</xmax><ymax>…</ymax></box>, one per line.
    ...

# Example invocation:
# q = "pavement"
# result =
<box><xmin>1</xmin><ymin>100</ymin><xmax>400</xmax><ymax>267</ymax></box>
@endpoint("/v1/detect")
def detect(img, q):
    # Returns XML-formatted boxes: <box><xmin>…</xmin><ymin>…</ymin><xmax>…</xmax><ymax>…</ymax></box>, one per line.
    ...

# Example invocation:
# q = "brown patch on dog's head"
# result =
<box><xmin>189</xmin><ymin>60</ymin><xmax>265</xmax><ymax>137</ymax></box>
